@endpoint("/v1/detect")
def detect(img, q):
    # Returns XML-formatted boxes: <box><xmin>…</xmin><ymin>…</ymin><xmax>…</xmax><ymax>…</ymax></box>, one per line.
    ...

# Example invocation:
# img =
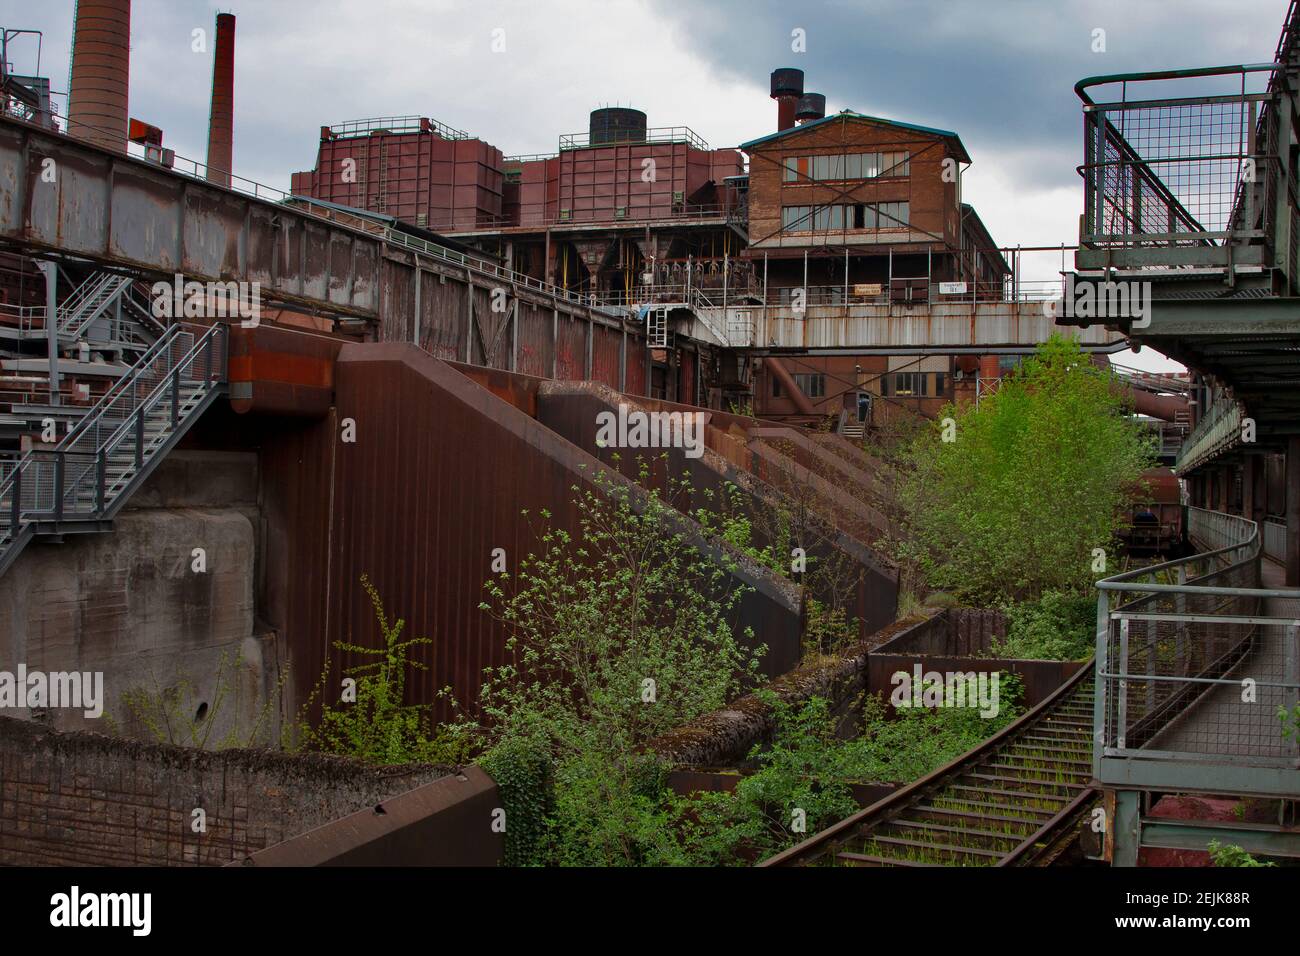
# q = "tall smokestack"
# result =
<box><xmin>206</xmin><ymin>13</ymin><xmax>236</xmax><ymax>187</ymax></box>
<box><xmin>770</xmin><ymin>68</ymin><xmax>804</xmax><ymax>132</ymax></box>
<box><xmin>67</xmin><ymin>0</ymin><xmax>131</xmax><ymax>152</ymax></box>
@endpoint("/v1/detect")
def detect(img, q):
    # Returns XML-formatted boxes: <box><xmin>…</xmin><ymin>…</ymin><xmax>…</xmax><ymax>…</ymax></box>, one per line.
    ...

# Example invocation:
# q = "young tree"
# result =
<box><xmin>893</xmin><ymin>335</ymin><xmax>1153</xmax><ymax>605</ymax></box>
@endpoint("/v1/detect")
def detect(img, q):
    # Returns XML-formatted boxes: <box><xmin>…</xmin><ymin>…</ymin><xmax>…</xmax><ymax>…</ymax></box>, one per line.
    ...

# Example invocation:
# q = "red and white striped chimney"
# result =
<box><xmin>205</xmin><ymin>13</ymin><xmax>236</xmax><ymax>187</ymax></box>
<box><xmin>67</xmin><ymin>0</ymin><xmax>132</xmax><ymax>152</ymax></box>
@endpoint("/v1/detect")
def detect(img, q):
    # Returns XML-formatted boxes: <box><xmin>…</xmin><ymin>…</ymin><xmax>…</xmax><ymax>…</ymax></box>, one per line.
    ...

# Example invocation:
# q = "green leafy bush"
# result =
<box><xmin>992</xmin><ymin>592</ymin><xmax>1097</xmax><ymax>661</ymax></box>
<box><xmin>1208</xmin><ymin>840</ymin><xmax>1275</xmax><ymax>867</ymax></box>
<box><xmin>469</xmin><ymin>466</ymin><xmax>766</xmax><ymax>865</ymax></box>
<box><xmin>893</xmin><ymin>335</ymin><xmax>1153</xmax><ymax>605</ymax></box>
<box><xmin>683</xmin><ymin>679</ymin><xmax>1024</xmax><ymax>865</ymax></box>
<box><xmin>294</xmin><ymin>574</ymin><xmax>471</xmax><ymax>765</ymax></box>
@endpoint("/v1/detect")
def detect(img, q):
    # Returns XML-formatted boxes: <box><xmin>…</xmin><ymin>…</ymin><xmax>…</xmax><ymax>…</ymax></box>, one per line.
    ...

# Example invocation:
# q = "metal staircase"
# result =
<box><xmin>57</xmin><ymin>272</ymin><xmax>134</xmax><ymax>338</ymax></box>
<box><xmin>0</xmin><ymin>322</ymin><xmax>228</xmax><ymax>578</ymax></box>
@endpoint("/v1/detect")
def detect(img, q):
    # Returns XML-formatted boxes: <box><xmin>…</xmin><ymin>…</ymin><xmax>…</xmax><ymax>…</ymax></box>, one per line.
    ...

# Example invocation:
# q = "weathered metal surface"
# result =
<box><xmin>761</xmin><ymin>300</ymin><xmax>1123</xmax><ymax>349</ymax></box>
<box><xmin>253</xmin><ymin>342</ymin><xmax>799</xmax><ymax>724</ymax></box>
<box><xmin>0</xmin><ymin>115</ymin><xmax>383</xmax><ymax>316</ymax></box>
<box><xmin>236</xmin><ymin>767</ymin><xmax>502</xmax><ymax>867</ymax></box>
<box><xmin>227</xmin><ymin>323</ymin><xmax>339</xmax><ymax>416</ymax></box>
<box><xmin>534</xmin><ymin>381</ymin><xmax>896</xmax><ymax>653</ymax></box>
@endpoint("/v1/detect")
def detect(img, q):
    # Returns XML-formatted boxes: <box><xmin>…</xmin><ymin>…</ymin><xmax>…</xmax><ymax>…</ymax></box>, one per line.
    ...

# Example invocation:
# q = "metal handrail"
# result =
<box><xmin>57</xmin><ymin>324</ymin><xmax>182</xmax><ymax>450</ymax></box>
<box><xmin>381</xmin><ymin>227</ymin><xmax>627</xmax><ymax>319</ymax></box>
<box><xmin>0</xmin><ymin>324</ymin><xmax>223</xmax><ymax>536</ymax></box>
<box><xmin>1092</xmin><ymin>507</ymin><xmax>1300</xmax><ymax>780</ymax></box>
<box><xmin>95</xmin><ymin>324</ymin><xmax>224</xmax><ymax>456</ymax></box>
<box><xmin>558</xmin><ymin>125</ymin><xmax>709</xmax><ymax>151</ymax></box>
<box><xmin>58</xmin><ymin>272</ymin><xmax>130</xmax><ymax>337</ymax></box>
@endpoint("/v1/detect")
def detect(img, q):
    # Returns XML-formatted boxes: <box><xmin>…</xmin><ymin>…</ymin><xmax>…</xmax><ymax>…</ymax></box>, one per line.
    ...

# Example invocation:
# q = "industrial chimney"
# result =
<box><xmin>206</xmin><ymin>12</ymin><xmax>236</xmax><ymax>187</ymax></box>
<box><xmin>770</xmin><ymin>68</ymin><xmax>804</xmax><ymax>132</ymax></box>
<box><xmin>795</xmin><ymin>92</ymin><xmax>826</xmax><ymax>124</ymax></box>
<box><xmin>67</xmin><ymin>0</ymin><xmax>131</xmax><ymax>152</ymax></box>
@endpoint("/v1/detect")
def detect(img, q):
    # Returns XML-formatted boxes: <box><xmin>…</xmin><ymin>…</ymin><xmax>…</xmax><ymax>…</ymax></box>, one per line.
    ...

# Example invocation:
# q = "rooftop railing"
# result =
<box><xmin>558</xmin><ymin>126</ymin><xmax>709</xmax><ymax>152</ymax></box>
<box><xmin>1075</xmin><ymin>64</ymin><xmax>1286</xmax><ymax>274</ymax></box>
<box><xmin>325</xmin><ymin>115</ymin><xmax>470</xmax><ymax>140</ymax></box>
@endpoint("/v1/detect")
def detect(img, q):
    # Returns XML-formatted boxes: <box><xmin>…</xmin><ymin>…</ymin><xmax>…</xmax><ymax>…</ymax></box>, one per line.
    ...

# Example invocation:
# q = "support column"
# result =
<box><xmin>1243</xmin><ymin>455</ymin><xmax>1258</xmax><ymax>526</ymax></box>
<box><xmin>39</xmin><ymin>261</ymin><xmax>59</xmax><ymax>405</ymax></box>
<box><xmin>1112</xmin><ymin>789</ymin><xmax>1141</xmax><ymax>867</ymax></box>
<box><xmin>1287</xmin><ymin>437</ymin><xmax>1300</xmax><ymax>586</ymax></box>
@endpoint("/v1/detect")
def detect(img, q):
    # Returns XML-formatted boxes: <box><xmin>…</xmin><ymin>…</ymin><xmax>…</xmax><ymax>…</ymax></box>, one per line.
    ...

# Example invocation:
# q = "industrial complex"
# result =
<box><xmin>0</xmin><ymin>0</ymin><xmax>1294</xmax><ymax>892</ymax></box>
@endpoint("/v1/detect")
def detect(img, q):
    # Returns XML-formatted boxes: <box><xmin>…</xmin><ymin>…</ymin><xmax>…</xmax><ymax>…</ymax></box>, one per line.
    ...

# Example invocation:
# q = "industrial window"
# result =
<box><xmin>782</xmin><ymin>205</ymin><xmax>813</xmax><ymax>229</ymax></box>
<box><xmin>812</xmin><ymin>204</ymin><xmax>846</xmax><ymax>230</ymax></box>
<box><xmin>875</xmin><ymin>201</ymin><xmax>909</xmax><ymax>228</ymax></box>
<box><xmin>880</xmin><ymin>371</ymin><xmax>944</xmax><ymax>397</ymax></box>
<box><xmin>879</xmin><ymin>151</ymin><xmax>910</xmax><ymax>177</ymax></box>
<box><xmin>793</xmin><ymin>372</ymin><xmax>826</xmax><ymax>398</ymax></box>
<box><xmin>783</xmin><ymin>151</ymin><xmax>910</xmax><ymax>182</ymax></box>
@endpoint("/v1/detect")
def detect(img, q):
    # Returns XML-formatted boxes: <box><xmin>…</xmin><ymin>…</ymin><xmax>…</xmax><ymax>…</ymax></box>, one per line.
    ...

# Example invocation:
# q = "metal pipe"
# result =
<box><xmin>765</xmin><ymin>356</ymin><xmax>815</xmax><ymax>415</ymax></box>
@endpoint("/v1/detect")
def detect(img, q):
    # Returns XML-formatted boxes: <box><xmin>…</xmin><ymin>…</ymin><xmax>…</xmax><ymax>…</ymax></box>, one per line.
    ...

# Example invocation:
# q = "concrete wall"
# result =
<box><xmin>0</xmin><ymin>715</ymin><xmax>449</xmax><ymax>866</ymax></box>
<box><xmin>0</xmin><ymin>450</ymin><xmax>280</xmax><ymax>745</ymax></box>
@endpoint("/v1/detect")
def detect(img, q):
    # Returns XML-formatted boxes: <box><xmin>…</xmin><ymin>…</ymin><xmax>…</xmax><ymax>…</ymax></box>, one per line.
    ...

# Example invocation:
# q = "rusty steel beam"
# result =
<box><xmin>0</xmin><ymin>113</ymin><xmax>382</xmax><ymax>317</ymax></box>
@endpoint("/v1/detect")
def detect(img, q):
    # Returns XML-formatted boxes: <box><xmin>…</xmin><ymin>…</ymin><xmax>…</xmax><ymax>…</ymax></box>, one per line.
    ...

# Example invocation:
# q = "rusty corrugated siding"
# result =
<box><xmin>261</xmin><ymin>343</ymin><xmax>786</xmax><ymax>724</ymax></box>
<box><xmin>515</xmin><ymin>301</ymin><xmax>553</xmax><ymax>378</ymax></box>
<box><xmin>554</xmin><ymin>315</ymin><xmax>586</xmax><ymax>380</ymax></box>
<box><xmin>590</xmin><ymin>323</ymin><xmax>623</xmax><ymax>390</ymax></box>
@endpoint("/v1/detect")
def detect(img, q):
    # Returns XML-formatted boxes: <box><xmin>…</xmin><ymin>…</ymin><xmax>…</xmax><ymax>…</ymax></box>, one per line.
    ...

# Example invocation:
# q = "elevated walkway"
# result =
<box><xmin>1094</xmin><ymin>507</ymin><xmax>1300</xmax><ymax>863</ymax></box>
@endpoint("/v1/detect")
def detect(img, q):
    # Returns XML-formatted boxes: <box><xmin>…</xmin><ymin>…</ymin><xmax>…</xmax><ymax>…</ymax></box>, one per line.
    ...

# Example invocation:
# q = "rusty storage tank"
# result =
<box><xmin>795</xmin><ymin>92</ymin><xmax>826</xmax><ymax>123</ymax></box>
<box><xmin>67</xmin><ymin>0</ymin><xmax>132</xmax><ymax>151</ymax></box>
<box><xmin>589</xmin><ymin>107</ymin><xmax>647</xmax><ymax>145</ymax></box>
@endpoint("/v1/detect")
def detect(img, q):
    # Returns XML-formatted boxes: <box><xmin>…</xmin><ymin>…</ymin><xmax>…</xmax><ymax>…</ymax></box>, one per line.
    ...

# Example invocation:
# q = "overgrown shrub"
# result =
<box><xmin>893</xmin><ymin>335</ymin><xmax>1153</xmax><ymax>605</ymax></box>
<box><xmin>992</xmin><ymin>591</ymin><xmax>1097</xmax><ymax>661</ymax></box>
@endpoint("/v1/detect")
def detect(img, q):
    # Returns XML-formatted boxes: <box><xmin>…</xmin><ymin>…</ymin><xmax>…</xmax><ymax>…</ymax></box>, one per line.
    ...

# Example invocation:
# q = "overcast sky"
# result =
<box><xmin>1</xmin><ymin>0</ymin><xmax>1290</xmax><ymax>370</ymax></box>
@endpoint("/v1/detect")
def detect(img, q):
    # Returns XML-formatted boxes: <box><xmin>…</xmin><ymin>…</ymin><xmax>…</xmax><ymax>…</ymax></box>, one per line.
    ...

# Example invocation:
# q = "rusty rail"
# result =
<box><xmin>759</xmin><ymin>664</ymin><xmax>1097</xmax><ymax>867</ymax></box>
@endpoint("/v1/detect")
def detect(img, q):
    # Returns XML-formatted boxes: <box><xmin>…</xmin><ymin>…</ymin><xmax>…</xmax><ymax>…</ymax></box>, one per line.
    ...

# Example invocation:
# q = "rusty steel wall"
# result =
<box><xmin>554</xmin><ymin>313</ymin><xmax>586</xmax><ymax>380</ymax></box>
<box><xmin>623</xmin><ymin>344</ymin><xmax>648</xmax><ymax>397</ymax></box>
<box><xmin>255</xmin><ymin>343</ymin><xmax>794</xmax><ymax>724</ymax></box>
<box><xmin>515</xmin><ymin>301</ymin><xmax>553</xmax><ymax>378</ymax></box>
<box><xmin>416</xmin><ymin>268</ymin><xmax>469</xmax><ymax>361</ymax></box>
<box><xmin>590</xmin><ymin>323</ymin><xmax>624</xmax><ymax>390</ymax></box>
<box><xmin>535</xmin><ymin>383</ymin><xmax>898</xmax><ymax>646</ymax></box>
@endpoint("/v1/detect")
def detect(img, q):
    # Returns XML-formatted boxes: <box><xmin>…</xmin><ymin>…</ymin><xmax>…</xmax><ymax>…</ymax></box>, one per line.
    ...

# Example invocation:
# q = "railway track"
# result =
<box><xmin>760</xmin><ymin>664</ymin><xmax>1098</xmax><ymax>867</ymax></box>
